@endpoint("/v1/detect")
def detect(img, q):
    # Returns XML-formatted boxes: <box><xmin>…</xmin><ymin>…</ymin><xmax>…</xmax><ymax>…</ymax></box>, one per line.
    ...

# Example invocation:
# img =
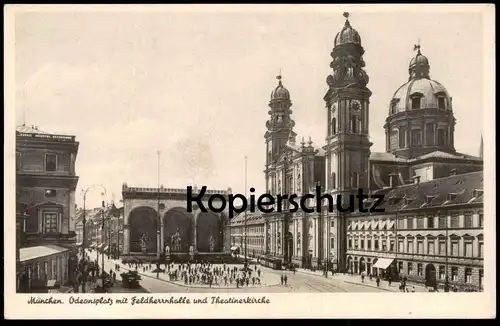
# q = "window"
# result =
<box><xmin>367</xmin><ymin>239</ymin><xmax>371</xmax><ymax>250</ymax></box>
<box><xmin>417</xmin><ymin>263</ymin><xmax>423</xmax><ymax>276</ymax></box>
<box><xmin>450</xmin><ymin>213</ymin><xmax>459</xmax><ymax>228</ymax></box>
<box><xmin>464</xmin><ymin>268</ymin><xmax>472</xmax><ymax>283</ymax></box>
<box><xmin>45</xmin><ymin>189</ymin><xmax>57</xmax><ymax>197</ymax></box>
<box><xmin>437</xmin><ymin>129</ymin><xmax>446</xmax><ymax>146</ymax></box>
<box><xmin>416</xmin><ymin>216</ymin><xmax>424</xmax><ymax>228</ymax></box>
<box><xmin>407</xmin><ymin>240</ymin><xmax>414</xmax><ymax>253</ymax></box>
<box><xmin>439</xmin><ymin>266</ymin><xmax>446</xmax><ymax>280</ymax></box>
<box><xmin>390</xmin><ymin>240</ymin><xmax>395</xmax><ymax>252</ymax></box>
<box><xmin>408</xmin><ymin>262</ymin><xmax>413</xmax><ymax>274</ymax></box>
<box><xmin>407</xmin><ymin>217</ymin><xmax>414</xmax><ymax>229</ymax></box>
<box><xmin>451</xmin><ymin>240</ymin><xmax>459</xmax><ymax>256</ymax></box>
<box><xmin>479</xmin><ymin>241</ymin><xmax>484</xmax><ymax>258</ymax></box>
<box><xmin>479</xmin><ymin>269</ymin><xmax>484</xmax><ymax>288</ymax></box>
<box><xmin>348</xmin><ymin>239</ymin><xmax>352</xmax><ymax>249</ymax></box>
<box><xmin>398</xmin><ymin>240</ymin><xmax>404</xmax><ymax>253</ymax></box>
<box><xmin>16</xmin><ymin>152</ymin><xmax>22</xmax><ymax>170</ymax></box>
<box><xmin>351</xmin><ymin>172</ymin><xmax>359</xmax><ymax>189</ymax></box>
<box><xmin>350</xmin><ymin>115</ymin><xmax>360</xmax><ymax>133</ymax></box>
<box><xmin>411</xmin><ymin>129</ymin><xmax>422</xmax><ymax>146</ymax></box>
<box><xmin>417</xmin><ymin>240</ymin><xmax>423</xmax><ymax>254</ymax></box>
<box><xmin>399</xmin><ymin>127</ymin><xmax>406</xmax><ymax>148</ymax></box>
<box><xmin>391</xmin><ymin>102</ymin><xmax>397</xmax><ymax>114</ymax></box>
<box><xmin>427</xmin><ymin>215</ymin><xmax>434</xmax><ymax>228</ymax></box>
<box><xmin>331</xmin><ymin>172</ymin><xmax>336</xmax><ymax>190</ymax></box>
<box><xmin>463</xmin><ymin>212</ymin><xmax>472</xmax><ymax>228</ymax></box>
<box><xmin>45</xmin><ymin>153</ymin><xmax>57</xmax><ymax>172</ymax></box>
<box><xmin>52</xmin><ymin>259</ymin><xmax>57</xmax><ymax>280</ymax></box>
<box><xmin>354</xmin><ymin>238</ymin><xmax>358</xmax><ymax>249</ymax></box>
<box><xmin>381</xmin><ymin>239</ymin><xmax>386</xmax><ymax>251</ymax></box>
<box><xmin>43</xmin><ymin>212</ymin><xmax>58</xmax><ymax>233</ymax></box>
<box><xmin>398</xmin><ymin>262</ymin><xmax>403</xmax><ymax>273</ymax></box>
<box><xmin>360</xmin><ymin>239</ymin><xmax>364</xmax><ymax>249</ymax></box>
<box><xmin>438</xmin><ymin>215</ymin><xmax>446</xmax><ymax>228</ymax></box>
<box><xmin>43</xmin><ymin>261</ymin><xmax>48</xmax><ymax>279</ymax></box>
<box><xmin>426</xmin><ymin>123</ymin><xmax>435</xmax><ymax>145</ymax></box>
<box><xmin>411</xmin><ymin>97</ymin><xmax>421</xmax><ymax>109</ymax></box>
<box><xmin>427</xmin><ymin>240</ymin><xmax>435</xmax><ymax>255</ymax></box>
<box><xmin>438</xmin><ymin>239</ymin><xmax>446</xmax><ymax>255</ymax></box>
<box><xmin>451</xmin><ymin>267</ymin><xmax>458</xmax><ymax>281</ymax></box>
<box><xmin>479</xmin><ymin>213</ymin><xmax>484</xmax><ymax>227</ymax></box>
<box><xmin>438</xmin><ymin>97</ymin><xmax>446</xmax><ymax>110</ymax></box>
<box><xmin>397</xmin><ymin>218</ymin><xmax>404</xmax><ymax>229</ymax></box>
<box><xmin>330</xmin><ymin>220</ymin><xmax>334</xmax><ymax>228</ymax></box>
<box><xmin>374</xmin><ymin>239</ymin><xmax>379</xmax><ymax>250</ymax></box>
<box><xmin>464</xmin><ymin>240</ymin><xmax>473</xmax><ymax>258</ymax></box>
<box><xmin>331</xmin><ymin>117</ymin><xmax>337</xmax><ymax>135</ymax></box>
<box><xmin>330</xmin><ymin>237</ymin><xmax>334</xmax><ymax>248</ymax></box>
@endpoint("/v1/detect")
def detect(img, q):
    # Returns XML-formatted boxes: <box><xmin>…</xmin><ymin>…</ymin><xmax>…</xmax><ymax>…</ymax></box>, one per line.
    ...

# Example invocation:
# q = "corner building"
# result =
<box><xmin>231</xmin><ymin>14</ymin><xmax>484</xmax><ymax>291</ymax></box>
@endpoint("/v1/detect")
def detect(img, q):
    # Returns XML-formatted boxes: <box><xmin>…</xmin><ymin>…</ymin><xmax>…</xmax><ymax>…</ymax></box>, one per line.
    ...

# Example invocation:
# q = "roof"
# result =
<box><xmin>20</xmin><ymin>245</ymin><xmax>70</xmax><ymax>262</ymax></box>
<box><xmin>411</xmin><ymin>151</ymin><xmax>482</xmax><ymax>162</ymax></box>
<box><xmin>371</xmin><ymin>171</ymin><xmax>483</xmax><ymax>214</ymax></box>
<box><xmin>16</xmin><ymin>124</ymin><xmax>49</xmax><ymax>134</ymax></box>
<box><xmin>230</xmin><ymin>211</ymin><xmax>266</xmax><ymax>226</ymax></box>
<box><xmin>370</xmin><ymin>152</ymin><xmax>409</xmax><ymax>163</ymax></box>
<box><xmin>370</xmin><ymin>150</ymin><xmax>482</xmax><ymax>164</ymax></box>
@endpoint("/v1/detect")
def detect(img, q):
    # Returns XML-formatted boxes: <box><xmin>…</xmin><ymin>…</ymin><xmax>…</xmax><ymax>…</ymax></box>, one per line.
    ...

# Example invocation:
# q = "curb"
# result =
<box><xmin>342</xmin><ymin>280</ymin><xmax>394</xmax><ymax>292</ymax></box>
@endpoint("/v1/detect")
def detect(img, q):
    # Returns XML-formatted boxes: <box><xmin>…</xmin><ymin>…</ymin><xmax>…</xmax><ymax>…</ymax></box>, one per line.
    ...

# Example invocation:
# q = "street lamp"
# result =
<box><xmin>100</xmin><ymin>195</ymin><xmax>108</xmax><ymax>292</ymax></box>
<box><xmin>156</xmin><ymin>150</ymin><xmax>161</xmax><ymax>278</ymax></box>
<box><xmin>81</xmin><ymin>184</ymin><xmax>107</xmax><ymax>293</ymax></box>
<box><xmin>244</xmin><ymin>156</ymin><xmax>248</xmax><ymax>268</ymax></box>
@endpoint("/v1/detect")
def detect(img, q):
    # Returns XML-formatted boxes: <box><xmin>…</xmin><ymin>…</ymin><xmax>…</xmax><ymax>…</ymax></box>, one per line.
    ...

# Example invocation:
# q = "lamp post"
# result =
<box><xmin>244</xmin><ymin>156</ymin><xmax>248</xmax><ymax>268</ymax></box>
<box><xmin>81</xmin><ymin>184</ymin><xmax>107</xmax><ymax>293</ymax></box>
<box><xmin>156</xmin><ymin>150</ymin><xmax>161</xmax><ymax>278</ymax></box>
<box><xmin>100</xmin><ymin>196</ymin><xmax>107</xmax><ymax>292</ymax></box>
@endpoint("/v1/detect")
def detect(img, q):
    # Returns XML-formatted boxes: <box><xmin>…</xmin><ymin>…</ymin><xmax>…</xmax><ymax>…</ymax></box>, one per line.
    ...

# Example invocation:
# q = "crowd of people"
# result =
<box><xmin>121</xmin><ymin>260</ymin><xmax>266</xmax><ymax>288</ymax></box>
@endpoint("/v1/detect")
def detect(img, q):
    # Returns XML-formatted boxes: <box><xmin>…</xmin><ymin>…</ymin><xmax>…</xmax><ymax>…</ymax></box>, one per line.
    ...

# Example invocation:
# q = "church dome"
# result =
<box><xmin>390</xmin><ymin>79</ymin><xmax>451</xmax><ymax>114</ymax></box>
<box><xmin>270</xmin><ymin>75</ymin><xmax>290</xmax><ymax>101</ymax></box>
<box><xmin>334</xmin><ymin>13</ymin><xmax>362</xmax><ymax>47</ymax></box>
<box><xmin>389</xmin><ymin>45</ymin><xmax>452</xmax><ymax>114</ymax></box>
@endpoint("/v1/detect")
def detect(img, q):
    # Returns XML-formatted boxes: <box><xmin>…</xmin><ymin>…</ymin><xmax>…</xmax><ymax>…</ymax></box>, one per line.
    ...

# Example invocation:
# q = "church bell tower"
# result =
<box><xmin>264</xmin><ymin>74</ymin><xmax>296</xmax><ymax>194</ymax></box>
<box><xmin>323</xmin><ymin>13</ymin><xmax>372</xmax><ymax>271</ymax></box>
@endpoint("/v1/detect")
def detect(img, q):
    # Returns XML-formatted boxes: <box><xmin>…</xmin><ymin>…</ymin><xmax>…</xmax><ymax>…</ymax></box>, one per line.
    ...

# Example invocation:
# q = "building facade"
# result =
<box><xmin>16</xmin><ymin>124</ymin><xmax>80</xmax><ymax>292</ymax></box>
<box><xmin>229</xmin><ymin>14</ymin><xmax>484</xmax><ymax>290</ymax></box>
<box><xmin>230</xmin><ymin>212</ymin><xmax>266</xmax><ymax>257</ymax></box>
<box><xmin>121</xmin><ymin>184</ymin><xmax>232</xmax><ymax>257</ymax></box>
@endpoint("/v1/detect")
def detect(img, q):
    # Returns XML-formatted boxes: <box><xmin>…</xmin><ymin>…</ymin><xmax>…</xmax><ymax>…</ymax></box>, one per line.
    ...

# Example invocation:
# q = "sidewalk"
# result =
<box><xmin>295</xmin><ymin>268</ymin><xmax>429</xmax><ymax>292</ymax></box>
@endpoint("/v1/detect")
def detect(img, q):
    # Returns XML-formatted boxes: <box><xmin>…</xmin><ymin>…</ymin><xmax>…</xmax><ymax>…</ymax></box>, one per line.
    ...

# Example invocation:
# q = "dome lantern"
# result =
<box><xmin>408</xmin><ymin>43</ymin><xmax>430</xmax><ymax>80</ymax></box>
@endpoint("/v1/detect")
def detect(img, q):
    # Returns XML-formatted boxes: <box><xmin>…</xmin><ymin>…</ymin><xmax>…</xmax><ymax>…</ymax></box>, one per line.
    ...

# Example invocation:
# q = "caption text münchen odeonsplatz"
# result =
<box><xmin>27</xmin><ymin>295</ymin><xmax>271</xmax><ymax>305</ymax></box>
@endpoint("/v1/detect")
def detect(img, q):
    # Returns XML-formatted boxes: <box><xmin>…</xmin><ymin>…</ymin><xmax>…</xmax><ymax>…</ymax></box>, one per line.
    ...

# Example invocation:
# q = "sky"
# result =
<box><xmin>13</xmin><ymin>6</ymin><xmax>487</xmax><ymax>208</ymax></box>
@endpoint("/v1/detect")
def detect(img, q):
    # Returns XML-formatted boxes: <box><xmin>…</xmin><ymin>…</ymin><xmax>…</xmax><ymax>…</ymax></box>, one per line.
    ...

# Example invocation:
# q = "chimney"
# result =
<box><xmin>412</xmin><ymin>175</ymin><xmax>421</xmax><ymax>184</ymax></box>
<box><xmin>389</xmin><ymin>173</ymin><xmax>399</xmax><ymax>188</ymax></box>
<box><xmin>449</xmin><ymin>168</ymin><xmax>457</xmax><ymax>176</ymax></box>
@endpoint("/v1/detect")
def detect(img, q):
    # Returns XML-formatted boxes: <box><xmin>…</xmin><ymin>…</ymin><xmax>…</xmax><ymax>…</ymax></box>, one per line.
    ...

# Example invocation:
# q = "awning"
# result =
<box><xmin>90</xmin><ymin>243</ymin><xmax>97</xmax><ymax>248</ymax></box>
<box><xmin>371</xmin><ymin>220</ymin><xmax>378</xmax><ymax>230</ymax></box>
<box><xmin>365</xmin><ymin>221</ymin><xmax>371</xmax><ymax>230</ymax></box>
<box><xmin>20</xmin><ymin>245</ymin><xmax>70</xmax><ymax>262</ymax></box>
<box><xmin>372</xmin><ymin>258</ymin><xmax>394</xmax><ymax>270</ymax></box>
<box><xmin>387</xmin><ymin>220</ymin><xmax>395</xmax><ymax>230</ymax></box>
<box><xmin>352</xmin><ymin>221</ymin><xmax>358</xmax><ymax>230</ymax></box>
<box><xmin>230</xmin><ymin>246</ymin><xmax>239</xmax><ymax>251</ymax></box>
<box><xmin>379</xmin><ymin>221</ymin><xmax>387</xmax><ymax>230</ymax></box>
<box><xmin>103</xmin><ymin>246</ymin><xmax>109</xmax><ymax>251</ymax></box>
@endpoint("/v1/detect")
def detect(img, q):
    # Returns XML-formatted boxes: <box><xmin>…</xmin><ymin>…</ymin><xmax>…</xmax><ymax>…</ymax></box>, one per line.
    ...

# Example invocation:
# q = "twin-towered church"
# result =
<box><xmin>254</xmin><ymin>13</ymin><xmax>483</xmax><ymax>273</ymax></box>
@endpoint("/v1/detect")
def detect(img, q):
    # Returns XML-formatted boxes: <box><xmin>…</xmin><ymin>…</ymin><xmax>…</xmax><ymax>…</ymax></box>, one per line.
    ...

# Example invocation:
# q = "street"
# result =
<box><xmin>86</xmin><ymin>250</ymin><xmax>388</xmax><ymax>293</ymax></box>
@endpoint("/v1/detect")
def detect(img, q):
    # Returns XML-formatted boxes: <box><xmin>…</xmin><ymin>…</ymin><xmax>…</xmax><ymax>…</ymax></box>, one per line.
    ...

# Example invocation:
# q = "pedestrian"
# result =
<box><xmin>411</xmin><ymin>286</ymin><xmax>415</xmax><ymax>293</ymax></box>
<box><xmin>280</xmin><ymin>275</ymin><xmax>284</xmax><ymax>285</ymax></box>
<box><xmin>284</xmin><ymin>275</ymin><xmax>288</xmax><ymax>286</ymax></box>
<box><xmin>376</xmin><ymin>276</ymin><xmax>380</xmax><ymax>287</ymax></box>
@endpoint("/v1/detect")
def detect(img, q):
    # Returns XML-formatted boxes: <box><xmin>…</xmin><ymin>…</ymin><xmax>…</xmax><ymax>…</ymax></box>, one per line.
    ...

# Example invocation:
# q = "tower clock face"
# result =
<box><xmin>351</xmin><ymin>100</ymin><xmax>361</xmax><ymax>112</ymax></box>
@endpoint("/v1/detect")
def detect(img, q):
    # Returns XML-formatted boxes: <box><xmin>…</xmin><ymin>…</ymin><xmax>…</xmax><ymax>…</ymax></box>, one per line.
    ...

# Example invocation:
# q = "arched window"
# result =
<box><xmin>399</xmin><ymin>127</ymin><xmax>406</xmax><ymax>148</ymax></box>
<box><xmin>331</xmin><ymin>172</ymin><xmax>336</xmax><ymax>190</ymax></box>
<box><xmin>331</xmin><ymin>117</ymin><xmax>337</xmax><ymax>135</ymax></box>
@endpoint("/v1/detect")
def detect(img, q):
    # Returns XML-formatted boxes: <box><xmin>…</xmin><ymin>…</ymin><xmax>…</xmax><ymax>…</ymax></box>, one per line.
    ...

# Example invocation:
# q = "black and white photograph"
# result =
<box><xmin>6</xmin><ymin>4</ymin><xmax>495</xmax><ymax>319</ymax></box>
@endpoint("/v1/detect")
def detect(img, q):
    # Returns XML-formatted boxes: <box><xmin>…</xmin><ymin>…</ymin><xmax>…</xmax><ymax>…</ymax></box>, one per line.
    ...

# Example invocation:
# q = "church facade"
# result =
<box><xmin>231</xmin><ymin>14</ymin><xmax>484</xmax><ymax>290</ymax></box>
